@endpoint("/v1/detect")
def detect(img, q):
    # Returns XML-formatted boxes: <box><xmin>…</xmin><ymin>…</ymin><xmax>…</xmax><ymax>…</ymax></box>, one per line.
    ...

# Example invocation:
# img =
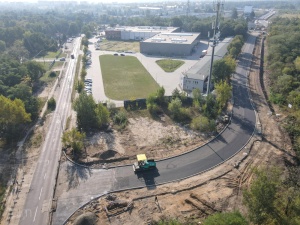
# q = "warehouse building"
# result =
<box><xmin>140</xmin><ymin>32</ymin><xmax>201</xmax><ymax>56</ymax></box>
<box><xmin>180</xmin><ymin>37</ymin><xmax>233</xmax><ymax>93</ymax></box>
<box><xmin>105</xmin><ymin>26</ymin><xmax>179</xmax><ymax>41</ymax></box>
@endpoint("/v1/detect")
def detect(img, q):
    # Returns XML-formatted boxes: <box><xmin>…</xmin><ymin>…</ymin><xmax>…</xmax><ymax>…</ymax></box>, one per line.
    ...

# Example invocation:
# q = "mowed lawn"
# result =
<box><xmin>99</xmin><ymin>55</ymin><xmax>159</xmax><ymax>100</ymax></box>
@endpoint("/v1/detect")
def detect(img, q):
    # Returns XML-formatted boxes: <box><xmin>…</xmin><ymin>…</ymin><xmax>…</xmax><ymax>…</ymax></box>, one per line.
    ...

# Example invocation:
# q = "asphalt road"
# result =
<box><xmin>52</xmin><ymin>33</ymin><xmax>258</xmax><ymax>225</ymax></box>
<box><xmin>19</xmin><ymin>37</ymin><xmax>81</xmax><ymax>225</ymax></box>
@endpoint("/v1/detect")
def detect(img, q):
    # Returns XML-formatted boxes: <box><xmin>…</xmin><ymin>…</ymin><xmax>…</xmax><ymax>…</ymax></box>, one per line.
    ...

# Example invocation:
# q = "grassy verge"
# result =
<box><xmin>100</xmin><ymin>55</ymin><xmax>159</xmax><ymax>100</ymax></box>
<box><xmin>71</xmin><ymin>55</ymin><xmax>82</xmax><ymax>102</ymax></box>
<box><xmin>156</xmin><ymin>59</ymin><xmax>185</xmax><ymax>72</ymax></box>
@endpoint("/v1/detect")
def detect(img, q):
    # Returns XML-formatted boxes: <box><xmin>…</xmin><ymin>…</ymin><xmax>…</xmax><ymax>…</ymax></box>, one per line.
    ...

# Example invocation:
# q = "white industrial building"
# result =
<box><xmin>180</xmin><ymin>37</ymin><xmax>233</xmax><ymax>93</ymax></box>
<box><xmin>140</xmin><ymin>32</ymin><xmax>201</xmax><ymax>56</ymax></box>
<box><xmin>105</xmin><ymin>26</ymin><xmax>179</xmax><ymax>41</ymax></box>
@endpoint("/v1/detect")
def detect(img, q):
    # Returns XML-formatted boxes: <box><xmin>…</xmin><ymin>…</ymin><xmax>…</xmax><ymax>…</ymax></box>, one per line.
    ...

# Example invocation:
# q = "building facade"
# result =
<box><xmin>180</xmin><ymin>37</ymin><xmax>233</xmax><ymax>93</ymax></box>
<box><xmin>140</xmin><ymin>32</ymin><xmax>201</xmax><ymax>56</ymax></box>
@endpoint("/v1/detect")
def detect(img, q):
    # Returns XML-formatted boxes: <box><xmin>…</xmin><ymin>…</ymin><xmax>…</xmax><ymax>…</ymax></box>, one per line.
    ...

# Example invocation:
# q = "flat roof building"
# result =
<box><xmin>180</xmin><ymin>37</ymin><xmax>233</xmax><ymax>93</ymax></box>
<box><xmin>105</xmin><ymin>26</ymin><xmax>179</xmax><ymax>41</ymax></box>
<box><xmin>140</xmin><ymin>32</ymin><xmax>201</xmax><ymax>56</ymax></box>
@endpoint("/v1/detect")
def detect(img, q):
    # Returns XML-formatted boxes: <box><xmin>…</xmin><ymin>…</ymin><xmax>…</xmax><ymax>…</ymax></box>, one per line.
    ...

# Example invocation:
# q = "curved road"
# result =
<box><xmin>52</xmin><ymin>33</ymin><xmax>257</xmax><ymax>225</ymax></box>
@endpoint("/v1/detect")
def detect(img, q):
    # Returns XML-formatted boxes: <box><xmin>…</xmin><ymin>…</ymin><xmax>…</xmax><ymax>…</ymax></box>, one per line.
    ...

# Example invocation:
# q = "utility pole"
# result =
<box><xmin>206</xmin><ymin>0</ymin><xmax>223</xmax><ymax>95</ymax></box>
<box><xmin>186</xmin><ymin>0</ymin><xmax>190</xmax><ymax>17</ymax></box>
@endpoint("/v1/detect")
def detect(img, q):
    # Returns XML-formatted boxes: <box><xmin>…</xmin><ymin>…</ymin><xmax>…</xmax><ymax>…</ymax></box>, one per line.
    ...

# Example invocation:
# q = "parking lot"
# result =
<box><xmin>85</xmin><ymin>37</ymin><xmax>209</xmax><ymax>105</ymax></box>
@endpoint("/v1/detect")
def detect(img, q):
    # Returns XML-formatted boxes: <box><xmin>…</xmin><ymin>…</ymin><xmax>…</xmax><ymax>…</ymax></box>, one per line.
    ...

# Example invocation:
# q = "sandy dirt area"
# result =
<box><xmin>75</xmin><ymin>116</ymin><xmax>219</xmax><ymax>168</ymax></box>
<box><xmin>65</xmin><ymin>34</ymin><xmax>297</xmax><ymax>225</ymax></box>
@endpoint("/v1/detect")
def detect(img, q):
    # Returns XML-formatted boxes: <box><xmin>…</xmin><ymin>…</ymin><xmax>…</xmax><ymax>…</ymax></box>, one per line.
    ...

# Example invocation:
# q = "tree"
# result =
<box><xmin>73</xmin><ymin>93</ymin><xmax>109</xmax><ymax>131</ymax></box>
<box><xmin>156</xmin><ymin>86</ymin><xmax>165</xmax><ymax>105</ymax></box>
<box><xmin>172</xmin><ymin>88</ymin><xmax>181</xmax><ymax>100</ymax></box>
<box><xmin>0</xmin><ymin>40</ymin><xmax>6</xmax><ymax>52</ymax></box>
<box><xmin>95</xmin><ymin>103</ymin><xmax>110</xmax><ymax>128</ymax></box>
<box><xmin>203</xmin><ymin>211</ymin><xmax>248</xmax><ymax>225</ymax></box>
<box><xmin>203</xmin><ymin>94</ymin><xmax>218</xmax><ymax>119</ymax></box>
<box><xmin>147</xmin><ymin>93</ymin><xmax>160</xmax><ymax>115</ymax></box>
<box><xmin>25</xmin><ymin>61</ymin><xmax>46</xmax><ymax>82</ymax></box>
<box><xmin>61</xmin><ymin>128</ymin><xmax>86</xmax><ymax>154</ymax></box>
<box><xmin>47</xmin><ymin>97</ymin><xmax>56</xmax><ymax>111</ymax></box>
<box><xmin>243</xmin><ymin>168</ymin><xmax>280</xmax><ymax>225</ymax></box>
<box><xmin>215</xmin><ymin>81</ymin><xmax>232</xmax><ymax>113</ymax></box>
<box><xmin>295</xmin><ymin>56</ymin><xmax>300</xmax><ymax>71</ymax></box>
<box><xmin>73</xmin><ymin>93</ymin><xmax>98</xmax><ymax>130</ymax></box>
<box><xmin>192</xmin><ymin>88</ymin><xmax>204</xmax><ymax>109</ymax></box>
<box><xmin>231</xmin><ymin>8</ymin><xmax>238</xmax><ymax>19</ymax></box>
<box><xmin>168</xmin><ymin>97</ymin><xmax>182</xmax><ymax>120</ymax></box>
<box><xmin>170</xmin><ymin>17</ymin><xmax>183</xmax><ymax>29</ymax></box>
<box><xmin>0</xmin><ymin>95</ymin><xmax>31</xmax><ymax>140</ymax></box>
<box><xmin>212</xmin><ymin>57</ymin><xmax>235</xmax><ymax>84</ymax></box>
<box><xmin>191</xmin><ymin>115</ymin><xmax>215</xmax><ymax>132</ymax></box>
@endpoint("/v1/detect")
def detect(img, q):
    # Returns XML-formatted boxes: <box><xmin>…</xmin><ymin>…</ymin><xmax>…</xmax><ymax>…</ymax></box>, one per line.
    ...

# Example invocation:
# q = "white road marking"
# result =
<box><xmin>39</xmin><ymin>187</ymin><xmax>43</xmax><ymax>200</ymax></box>
<box><xmin>44</xmin><ymin>173</ymin><xmax>47</xmax><ymax>180</ymax></box>
<box><xmin>33</xmin><ymin>206</ymin><xmax>38</xmax><ymax>222</ymax></box>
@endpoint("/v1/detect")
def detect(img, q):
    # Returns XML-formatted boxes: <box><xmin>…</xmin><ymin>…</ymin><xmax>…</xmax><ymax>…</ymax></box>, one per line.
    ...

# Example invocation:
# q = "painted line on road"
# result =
<box><xmin>33</xmin><ymin>206</ymin><xmax>38</xmax><ymax>222</ymax></box>
<box><xmin>44</xmin><ymin>173</ymin><xmax>47</xmax><ymax>180</ymax></box>
<box><xmin>39</xmin><ymin>187</ymin><xmax>43</xmax><ymax>200</ymax></box>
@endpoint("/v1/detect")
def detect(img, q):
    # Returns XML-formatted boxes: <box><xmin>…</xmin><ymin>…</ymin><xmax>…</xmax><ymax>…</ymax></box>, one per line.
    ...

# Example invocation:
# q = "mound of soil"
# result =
<box><xmin>73</xmin><ymin>212</ymin><xmax>97</xmax><ymax>225</ymax></box>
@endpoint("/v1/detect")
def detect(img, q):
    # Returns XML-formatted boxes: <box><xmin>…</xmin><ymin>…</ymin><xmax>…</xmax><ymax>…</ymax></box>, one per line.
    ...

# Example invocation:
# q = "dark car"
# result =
<box><xmin>120</xmin><ymin>53</ymin><xmax>125</xmax><ymax>56</ymax></box>
<box><xmin>71</xmin><ymin>54</ymin><xmax>74</xmax><ymax>59</ymax></box>
<box><xmin>113</xmin><ymin>53</ymin><xmax>118</xmax><ymax>56</ymax></box>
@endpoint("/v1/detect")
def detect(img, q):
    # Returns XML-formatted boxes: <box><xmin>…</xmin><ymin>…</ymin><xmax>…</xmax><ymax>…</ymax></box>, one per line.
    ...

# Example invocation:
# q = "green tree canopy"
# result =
<box><xmin>243</xmin><ymin>168</ymin><xmax>280</xmax><ymax>225</ymax></box>
<box><xmin>62</xmin><ymin>128</ymin><xmax>86</xmax><ymax>153</ymax></box>
<box><xmin>203</xmin><ymin>211</ymin><xmax>248</xmax><ymax>225</ymax></box>
<box><xmin>212</xmin><ymin>57</ymin><xmax>236</xmax><ymax>84</ymax></box>
<box><xmin>73</xmin><ymin>93</ymin><xmax>109</xmax><ymax>131</ymax></box>
<box><xmin>215</xmin><ymin>81</ymin><xmax>232</xmax><ymax>113</ymax></box>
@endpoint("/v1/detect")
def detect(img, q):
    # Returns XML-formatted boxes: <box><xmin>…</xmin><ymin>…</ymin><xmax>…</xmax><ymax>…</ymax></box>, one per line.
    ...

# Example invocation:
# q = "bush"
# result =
<box><xmin>168</xmin><ymin>98</ymin><xmax>191</xmax><ymax>122</ymax></box>
<box><xmin>47</xmin><ymin>97</ymin><xmax>56</xmax><ymax>111</ymax></box>
<box><xmin>113</xmin><ymin>109</ymin><xmax>128</xmax><ymax>129</ymax></box>
<box><xmin>49</xmin><ymin>71</ymin><xmax>57</xmax><ymax>77</ymax></box>
<box><xmin>191</xmin><ymin>115</ymin><xmax>215</xmax><ymax>132</ymax></box>
<box><xmin>76</xmin><ymin>81</ymin><xmax>84</xmax><ymax>93</ymax></box>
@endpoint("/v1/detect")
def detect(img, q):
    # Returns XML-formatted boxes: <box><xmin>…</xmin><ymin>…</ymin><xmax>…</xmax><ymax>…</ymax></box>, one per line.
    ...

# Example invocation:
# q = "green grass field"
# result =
<box><xmin>100</xmin><ymin>55</ymin><xmax>159</xmax><ymax>100</ymax></box>
<box><xmin>100</xmin><ymin>40</ymin><xmax>140</xmax><ymax>52</ymax></box>
<box><xmin>156</xmin><ymin>59</ymin><xmax>185</xmax><ymax>72</ymax></box>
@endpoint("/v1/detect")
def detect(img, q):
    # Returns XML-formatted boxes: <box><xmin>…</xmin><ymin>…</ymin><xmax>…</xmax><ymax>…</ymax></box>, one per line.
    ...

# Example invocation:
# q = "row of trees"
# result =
<box><xmin>265</xmin><ymin>17</ymin><xmax>300</xmax><ymax>157</ymax></box>
<box><xmin>146</xmin><ymin>85</ymin><xmax>232</xmax><ymax>133</ymax></box>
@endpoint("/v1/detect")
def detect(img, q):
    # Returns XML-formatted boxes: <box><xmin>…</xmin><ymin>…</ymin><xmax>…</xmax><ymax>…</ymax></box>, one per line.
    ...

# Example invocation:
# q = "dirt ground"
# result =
<box><xmin>65</xmin><ymin>33</ymin><xmax>297</xmax><ymax>225</ymax></box>
<box><xmin>73</xmin><ymin>116</ymin><xmax>221</xmax><ymax>168</ymax></box>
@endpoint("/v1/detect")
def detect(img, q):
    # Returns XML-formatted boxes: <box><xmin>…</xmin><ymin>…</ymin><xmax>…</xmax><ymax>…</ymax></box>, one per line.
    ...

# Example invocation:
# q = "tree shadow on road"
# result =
<box><xmin>66</xmin><ymin>163</ymin><xmax>92</xmax><ymax>190</ymax></box>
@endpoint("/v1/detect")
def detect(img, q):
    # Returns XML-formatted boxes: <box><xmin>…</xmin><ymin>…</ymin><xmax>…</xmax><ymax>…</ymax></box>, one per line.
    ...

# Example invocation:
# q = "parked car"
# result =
<box><xmin>71</xmin><ymin>54</ymin><xmax>74</xmax><ymax>59</ymax></box>
<box><xmin>59</xmin><ymin>57</ymin><xmax>66</xmax><ymax>61</ymax></box>
<box><xmin>120</xmin><ymin>54</ymin><xmax>125</xmax><ymax>56</ymax></box>
<box><xmin>113</xmin><ymin>53</ymin><xmax>118</xmax><ymax>56</ymax></box>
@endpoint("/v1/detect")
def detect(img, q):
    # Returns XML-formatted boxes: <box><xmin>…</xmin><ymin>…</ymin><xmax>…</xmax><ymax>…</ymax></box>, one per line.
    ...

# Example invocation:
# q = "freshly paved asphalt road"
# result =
<box><xmin>52</xmin><ymin>33</ymin><xmax>257</xmax><ymax>225</ymax></box>
<box><xmin>19</xmin><ymin>38</ymin><xmax>81</xmax><ymax>225</ymax></box>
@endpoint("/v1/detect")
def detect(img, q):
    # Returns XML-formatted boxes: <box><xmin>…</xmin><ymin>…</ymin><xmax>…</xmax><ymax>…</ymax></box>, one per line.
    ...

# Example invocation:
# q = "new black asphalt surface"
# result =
<box><xmin>112</xmin><ymin>33</ymin><xmax>257</xmax><ymax>190</ymax></box>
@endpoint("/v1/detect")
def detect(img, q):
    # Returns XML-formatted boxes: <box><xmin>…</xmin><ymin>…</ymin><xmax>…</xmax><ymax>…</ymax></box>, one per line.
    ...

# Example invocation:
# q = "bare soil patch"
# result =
<box><xmin>70</xmin><ymin>115</ymin><xmax>224</xmax><ymax>168</ymax></box>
